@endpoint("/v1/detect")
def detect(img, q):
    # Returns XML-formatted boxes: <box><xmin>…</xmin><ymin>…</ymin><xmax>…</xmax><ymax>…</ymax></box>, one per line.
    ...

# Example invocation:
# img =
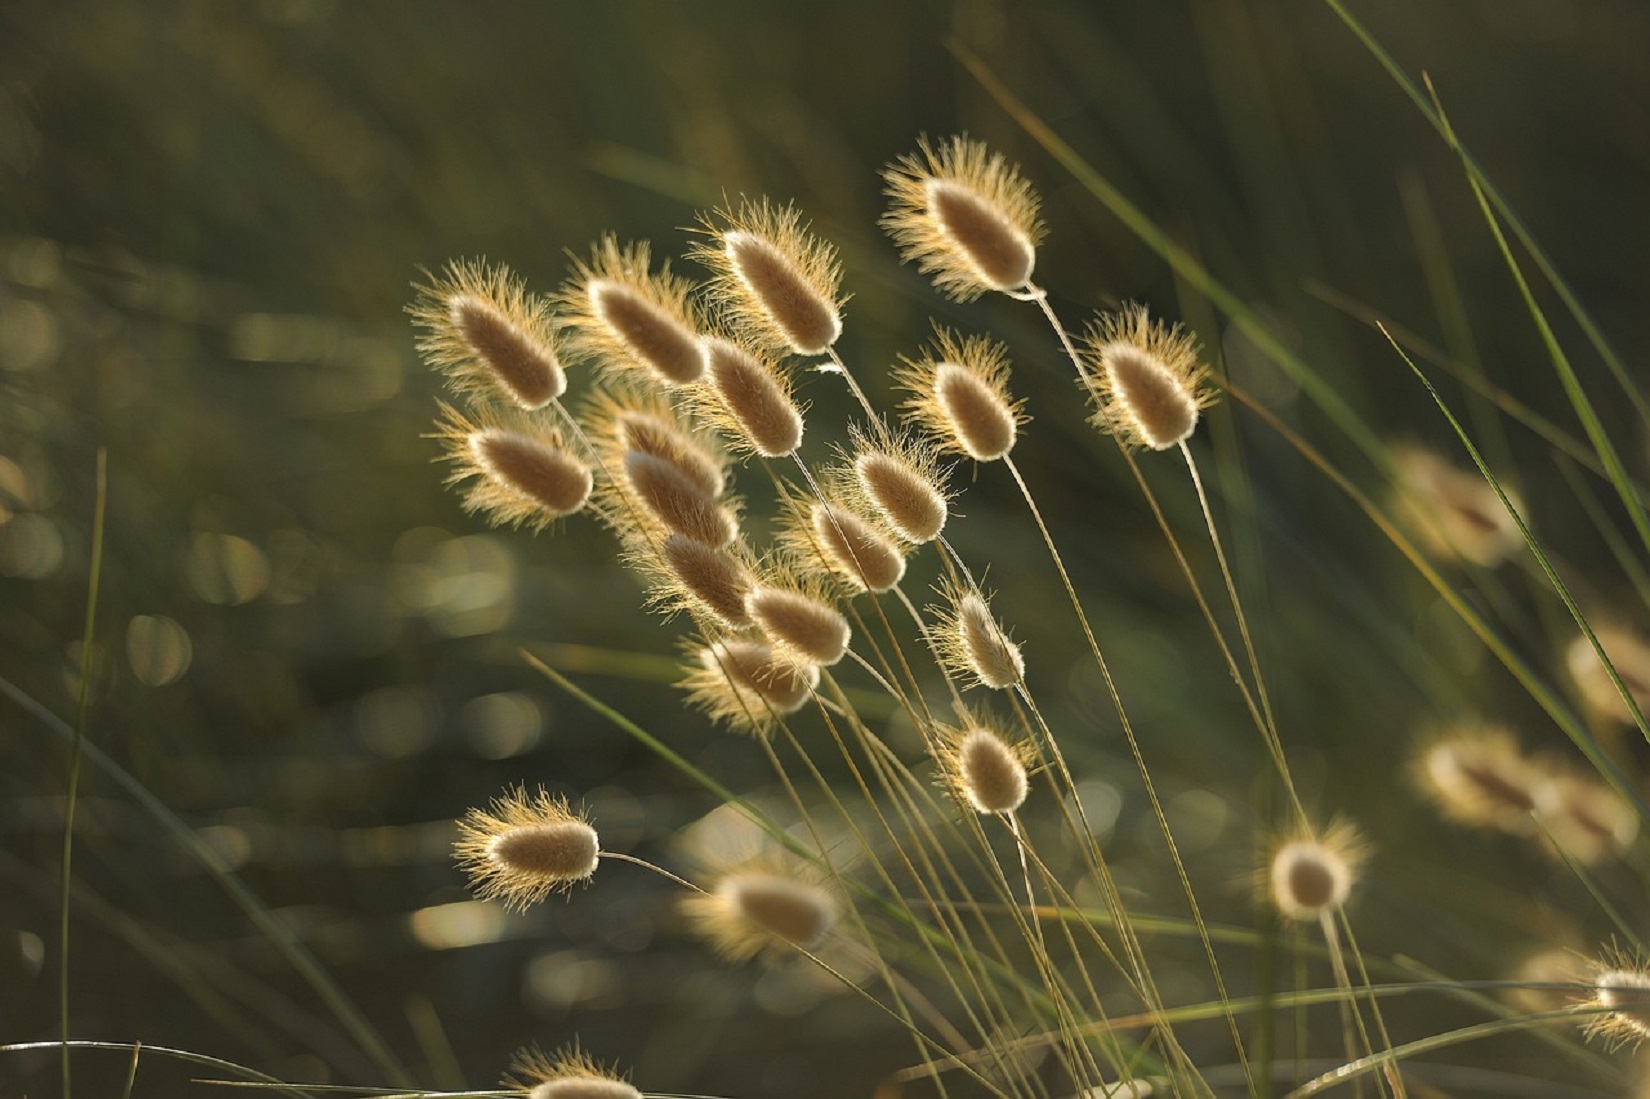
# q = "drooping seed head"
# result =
<box><xmin>454</xmin><ymin>787</ymin><xmax>599</xmax><ymax>910</ymax></box>
<box><xmin>881</xmin><ymin>135</ymin><xmax>1045</xmax><ymax>301</ymax></box>
<box><xmin>1266</xmin><ymin>821</ymin><xmax>1364</xmax><ymax>923</ymax></box>
<box><xmin>505</xmin><ymin>1046</ymin><xmax>641</xmax><ymax>1099</ymax></box>
<box><xmin>621</xmin><ymin>450</ymin><xmax>738</xmax><ymax>548</ymax></box>
<box><xmin>1412</xmin><ymin>724</ymin><xmax>1556</xmax><ymax>836</ymax></box>
<box><xmin>689</xmin><ymin>199</ymin><xmax>844</xmax><ymax>356</ymax></box>
<box><xmin>697</xmin><ymin>337</ymin><xmax>805</xmax><ymax>458</ymax></box>
<box><xmin>936</xmin><ymin>587</ymin><xmax>1024</xmax><ymax>691</ymax></box>
<box><xmin>943</xmin><ymin>724</ymin><xmax>1031</xmax><ymax>815</ymax></box>
<box><xmin>896</xmin><ymin>326</ymin><xmax>1025</xmax><ymax>462</ymax></box>
<box><xmin>1391</xmin><ymin>444</ymin><xmax>1524</xmax><ymax>568</ymax></box>
<box><xmin>843</xmin><ymin>431</ymin><xmax>950</xmax><ymax>544</ymax></box>
<box><xmin>557</xmin><ymin>236</ymin><xmax>705</xmax><ymax>385</ymax></box>
<box><xmin>745</xmin><ymin>582</ymin><xmax>851</xmax><ymax>666</ymax></box>
<box><xmin>1081</xmin><ymin>304</ymin><xmax>1213</xmax><ymax>451</ymax></box>
<box><xmin>682</xmin><ymin>638</ymin><xmax>819</xmax><ymax>734</ymax></box>
<box><xmin>683</xmin><ymin>866</ymin><xmax>838</xmax><ymax>960</ymax></box>
<box><xmin>410</xmin><ymin>260</ymin><xmax>566</xmax><ymax>409</ymax></box>
<box><xmin>435</xmin><ymin>404</ymin><xmax>592</xmax><ymax>530</ymax></box>
<box><xmin>1567</xmin><ymin>624</ymin><xmax>1650</xmax><ymax>726</ymax></box>
<box><xmin>794</xmin><ymin>500</ymin><xmax>907</xmax><ymax>594</ymax></box>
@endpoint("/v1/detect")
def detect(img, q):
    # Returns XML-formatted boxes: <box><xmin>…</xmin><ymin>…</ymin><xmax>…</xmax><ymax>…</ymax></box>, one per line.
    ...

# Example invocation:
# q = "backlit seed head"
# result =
<box><xmin>1584</xmin><ymin>950</ymin><xmax>1650</xmax><ymax>1049</ymax></box>
<box><xmin>1412</xmin><ymin>724</ymin><xmax>1556</xmax><ymax>836</ymax></box>
<box><xmin>935</xmin><ymin>586</ymin><xmax>1024</xmax><ymax>691</ymax></box>
<box><xmin>696</xmin><ymin>336</ymin><xmax>805</xmax><ymax>458</ymax></box>
<box><xmin>1567</xmin><ymin>624</ymin><xmax>1650</xmax><ymax>725</ymax></box>
<box><xmin>410</xmin><ymin>259</ymin><xmax>565</xmax><ymax>409</ymax></box>
<box><xmin>1391</xmin><ymin>443</ymin><xmax>1525</xmax><ymax>568</ymax></box>
<box><xmin>881</xmin><ymin>135</ymin><xmax>1045</xmax><ymax>301</ymax></box>
<box><xmin>682</xmin><ymin>638</ymin><xmax>819</xmax><ymax>734</ymax></box>
<box><xmin>1081</xmin><ymin>304</ymin><xmax>1214</xmax><ymax>451</ymax></box>
<box><xmin>895</xmin><ymin>327</ymin><xmax>1026</xmax><ymax>462</ymax></box>
<box><xmin>683</xmin><ymin>863</ymin><xmax>839</xmax><ymax>960</ymax></box>
<box><xmin>1543</xmin><ymin>771</ymin><xmax>1639</xmax><ymax>866</ymax></box>
<box><xmin>840</xmin><ymin>429</ymin><xmax>950</xmax><ymax>544</ymax></box>
<box><xmin>692</xmin><ymin>198</ymin><xmax>844</xmax><ymax>356</ymax></box>
<box><xmin>940</xmin><ymin>721</ymin><xmax>1032</xmax><ymax>815</ymax></box>
<box><xmin>746</xmin><ymin>581</ymin><xmax>851</xmax><ymax>667</ymax></box>
<box><xmin>581</xmin><ymin>386</ymin><xmax>727</xmax><ymax>501</ymax></box>
<box><xmin>643</xmin><ymin>533</ymin><xmax>755</xmax><ymax>629</ymax></box>
<box><xmin>558</xmin><ymin>236</ymin><xmax>706</xmax><ymax>385</ymax></box>
<box><xmin>1266</xmin><ymin>820</ymin><xmax>1365</xmax><ymax>922</ymax></box>
<box><xmin>620</xmin><ymin>450</ymin><xmax>738</xmax><ymax>548</ymax></box>
<box><xmin>778</xmin><ymin>493</ymin><xmax>907</xmax><ymax>594</ymax></box>
<box><xmin>434</xmin><ymin>403</ymin><xmax>592</xmax><ymax>529</ymax></box>
<box><xmin>505</xmin><ymin>1046</ymin><xmax>640</xmax><ymax>1099</ymax></box>
<box><xmin>454</xmin><ymin>786</ymin><xmax>598</xmax><ymax>910</ymax></box>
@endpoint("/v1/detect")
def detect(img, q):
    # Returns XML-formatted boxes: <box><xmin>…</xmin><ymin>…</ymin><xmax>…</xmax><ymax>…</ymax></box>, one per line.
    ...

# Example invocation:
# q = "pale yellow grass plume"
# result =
<box><xmin>840</xmin><ymin>429</ymin><xmax>950</xmax><ymax>545</ymax></box>
<box><xmin>745</xmin><ymin>574</ymin><xmax>852</xmax><ymax>667</ymax></box>
<box><xmin>683</xmin><ymin>860</ymin><xmax>839</xmax><ymax>961</ymax></box>
<box><xmin>505</xmin><ymin>1046</ymin><xmax>641</xmax><ymax>1099</ymax></box>
<box><xmin>696</xmin><ymin>336</ymin><xmax>805</xmax><ymax>458</ymax></box>
<box><xmin>1583</xmin><ymin>949</ymin><xmax>1650</xmax><ymax>1049</ymax></box>
<box><xmin>1391</xmin><ymin>443</ymin><xmax>1524</xmax><ymax>567</ymax></box>
<box><xmin>454</xmin><ymin>786</ymin><xmax>599</xmax><ymax>910</ymax></box>
<box><xmin>1266</xmin><ymin>820</ymin><xmax>1365</xmax><ymax>922</ymax></box>
<box><xmin>558</xmin><ymin>236</ymin><xmax>706</xmax><ymax>385</ymax></box>
<box><xmin>682</xmin><ymin>637</ymin><xmax>819</xmax><ymax>733</ymax></box>
<box><xmin>435</xmin><ymin>403</ymin><xmax>593</xmax><ymax>529</ymax></box>
<box><xmin>938</xmin><ymin>718</ymin><xmax>1032</xmax><ymax>815</ymax></box>
<box><xmin>1566</xmin><ymin>623</ymin><xmax>1650</xmax><ymax>725</ymax></box>
<box><xmin>581</xmin><ymin>386</ymin><xmax>727</xmax><ymax>501</ymax></box>
<box><xmin>692</xmin><ymin>198</ymin><xmax>844</xmax><ymax>356</ymax></box>
<box><xmin>778</xmin><ymin>492</ymin><xmax>907</xmax><ymax>595</ymax></box>
<box><xmin>619</xmin><ymin>449</ymin><xmax>740</xmax><ymax>548</ymax></box>
<box><xmin>1412</xmin><ymin>724</ymin><xmax>1555</xmax><ymax>837</ymax></box>
<box><xmin>411</xmin><ymin>259</ymin><xmax>565</xmax><ymax>409</ymax></box>
<box><xmin>1081</xmin><ymin>304</ymin><xmax>1214</xmax><ymax>451</ymax></box>
<box><xmin>636</xmin><ymin>532</ymin><xmax>755</xmax><ymax>629</ymax></box>
<box><xmin>896</xmin><ymin>326</ymin><xmax>1026</xmax><ymax>462</ymax></box>
<box><xmin>881</xmin><ymin>135</ymin><xmax>1045</xmax><ymax>301</ymax></box>
<box><xmin>935</xmin><ymin>583</ymin><xmax>1025</xmax><ymax>691</ymax></box>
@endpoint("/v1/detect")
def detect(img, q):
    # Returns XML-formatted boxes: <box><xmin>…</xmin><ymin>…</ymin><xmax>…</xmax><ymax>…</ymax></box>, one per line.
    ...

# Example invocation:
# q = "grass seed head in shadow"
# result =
<box><xmin>1412</xmin><ymin>723</ymin><xmax>1555</xmax><ymax>837</ymax></box>
<box><xmin>692</xmin><ymin>197</ymin><xmax>844</xmax><ymax>357</ymax></box>
<box><xmin>1082</xmin><ymin>303</ymin><xmax>1213</xmax><ymax>451</ymax></box>
<box><xmin>1566</xmin><ymin>623</ymin><xmax>1650</xmax><ymax>726</ymax></box>
<box><xmin>411</xmin><ymin>259</ymin><xmax>565</xmax><ymax>409</ymax></box>
<box><xmin>559</xmin><ymin>236</ymin><xmax>707</xmax><ymax>386</ymax></box>
<box><xmin>1390</xmin><ymin>443</ymin><xmax>1525</xmax><ymax>568</ymax></box>
<box><xmin>455</xmin><ymin>786</ymin><xmax>599</xmax><ymax>910</ymax></box>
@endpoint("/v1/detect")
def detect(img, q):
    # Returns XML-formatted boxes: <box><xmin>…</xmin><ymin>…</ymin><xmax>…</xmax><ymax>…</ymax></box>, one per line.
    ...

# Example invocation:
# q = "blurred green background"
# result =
<box><xmin>4</xmin><ymin>0</ymin><xmax>1649</xmax><ymax>1095</ymax></box>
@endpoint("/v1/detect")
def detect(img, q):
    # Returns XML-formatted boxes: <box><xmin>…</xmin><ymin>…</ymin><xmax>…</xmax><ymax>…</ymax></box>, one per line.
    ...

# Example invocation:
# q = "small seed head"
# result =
<box><xmin>683</xmin><ymin>638</ymin><xmax>819</xmax><ymax>734</ymax></box>
<box><xmin>506</xmin><ymin>1047</ymin><xmax>640</xmax><ymax>1099</ymax></box>
<box><xmin>683</xmin><ymin>867</ymin><xmax>838</xmax><ymax>960</ymax></box>
<box><xmin>621</xmin><ymin>450</ymin><xmax>738</xmax><ymax>548</ymax></box>
<box><xmin>698</xmin><ymin>337</ymin><xmax>805</xmax><ymax>458</ymax></box>
<box><xmin>656</xmin><ymin>533</ymin><xmax>754</xmax><ymax>628</ymax></box>
<box><xmin>850</xmin><ymin>444</ymin><xmax>948</xmax><ymax>544</ymax></box>
<box><xmin>937</xmin><ymin>588</ymin><xmax>1024</xmax><ymax>691</ymax></box>
<box><xmin>691</xmin><ymin>199</ymin><xmax>844</xmax><ymax>357</ymax></box>
<box><xmin>945</xmin><ymin>725</ymin><xmax>1031</xmax><ymax>815</ymax></box>
<box><xmin>1585</xmin><ymin>953</ymin><xmax>1650</xmax><ymax>1049</ymax></box>
<box><xmin>1567</xmin><ymin>624</ymin><xmax>1650</xmax><ymax>726</ymax></box>
<box><xmin>1412</xmin><ymin>724</ymin><xmax>1556</xmax><ymax>836</ymax></box>
<box><xmin>435</xmin><ymin>404</ymin><xmax>592</xmax><ymax>530</ymax></box>
<box><xmin>558</xmin><ymin>236</ymin><xmax>705</xmax><ymax>385</ymax></box>
<box><xmin>410</xmin><ymin>259</ymin><xmax>565</xmax><ymax>409</ymax></box>
<box><xmin>746</xmin><ymin>583</ymin><xmax>851</xmax><ymax>666</ymax></box>
<box><xmin>1267</xmin><ymin>822</ymin><xmax>1363</xmax><ymax>922</ymax></box>
<box><xmin>454</xmin><ymin>787</ymin><xmax>598</xmax><ymax>910</ymax></box>
<box><xmin>804</xmin><ymin>501</ymin><xmax>907</xmax><ymax>593</ymax></box>
<box><xmin>1082</xmin><ymin>304</ymin><xmax>1213</xmax><ymax>451</ymax></box>
<box><xmin>1544</xmin><ymin>772</ymin><xmax>1638</xmax><ymax>866</ymax></box>
<box><xmin>896</xmin><ymin>327</ymin><xmax>1025</xmax><ymax>462</ymax></box>
<box><xmin>1391</xmin><ymin>444</ymin><xmax>1524</xmax><ymax>568</ymax></box>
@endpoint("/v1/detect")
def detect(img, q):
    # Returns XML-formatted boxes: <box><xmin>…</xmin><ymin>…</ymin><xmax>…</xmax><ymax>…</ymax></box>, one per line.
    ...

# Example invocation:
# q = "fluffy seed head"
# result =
<box><xmin>692</xmin><ymin>199</ymin><xmax>844</xmax><ymax>356</ymax></box>
<box><xmin>896</xmin><ymin>327</ymin><xmax>1025</xmax><ymax>462</ymax></box>
<box><xmin>1412</xmin><ymin>724</ymin><xmax>1556</xmax><ymax>836</ymax></box>
<box><xmin>942</xmin><ymin>723</ymin><xmax>1032</xmax><ymax>815</ymax></box>
<box><xmin>652</xmin><ymin>533</ymin><xmax>754</xmax><ymax>628</ymax></box>
<box><xmin>1584</xmin><ymin>952</ymin><xmax>1650</xmax><ymax>1049</ymax></box>
<box><xmin>682</xmin><ymin>638</ymin><xmax>819</xmax><ymax>734</ymax></box>
<box><xmin>505</xmin><ymin>1046</ymin><xmax>640</xmax><ymax>1099</ymax></box>
<box><xmin>697</xmin><ymin>337</ymin><xmax>805</xmax><ymax>458</ymax></box>
<box><xmin>1266</xmin><ymin>821</ymin><xmax>1364</xmax><ymax>922</ymax></box>
<box><xmin>581</xmin><ymin>387</ymin><xmax>726</xmax><ymax>501</ymax></box>
<box><xmin>881</xmin><ymin>135</ymin><xmax>1045</xmax><ymax>301</ymax></box>
<box><xmin>410</xmin><ymin>259</ymin><xmax>565</xmax><ymax>409</ymax></box>
<box><xmin>1567</xmin><ymin>624</ymin><xmax>1650</xmax><ymax>726</ymax></box>
<box><xmin>435</xmin><ymin>404</ymin><xmax>592</xmax><ymax>530</ymax></box>
<box><xmin>683</xmin><ymin>865</ymin><xmax>838</xmax><ymax>960</ymax></box>
<box><xmin>1391</xmin><ymin>444</ymin><xmax>1524</xmax><ymax>568</ymax></box>
<box><xmin>746</xmin><ymin>582</ymin><xmax>851</xmax><ymax>666</ymax></box>
<box><xmin>782</xmin><ymin>498</ymin><xmax>907</xmax><ymax>594</ymax></box>
<box><xmin>621</xmin><ymin>450</ymin><xmax>738</xmax><ymax>548</ymax></box>
<box><xmin>1082</xmin><ymin>304</ymin><xmax>1213</xmax><ymax>451</ymax></box>
<box><xmin>842</xmin><ymin>431</ymin><xmax>950</xmax><ymax>544</ymax></box>
<box><xmin>454</xmin><ymin>787</ymin><xmax>598</xmax><ymax>910</ymax></box>
<box><xmin>557</xmin><ymin>236</ymin><xmax>705</xmax><ymax>385</ymax></box>
<box><xmin>936</xmin><ymin>587</ymin><xmax>1024</xmax><ymax>691</ymax></box>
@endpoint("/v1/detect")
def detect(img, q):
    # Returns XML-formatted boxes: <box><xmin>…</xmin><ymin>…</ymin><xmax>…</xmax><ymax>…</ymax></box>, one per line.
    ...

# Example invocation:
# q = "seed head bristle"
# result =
<box><xmin>1081</xmin><ymin>304</ymin><xmax>1213</xmax><ymax>451</ymax></box>
<box><xmin>941</xmin><ymin>722</ymin><xmax>1032</xmax><ymax>815</ymax></box>
<box><xmin>1566</xmin><ymin>624</ymin><xmax>1650</xmax><ymax>726</ymax></box>
<box><xmin>682</xmin><ymin>638</ymin><xmax>819</xmax><ymax>734</ymax></box>
<box><xmin>454</xmin><ymin>786</ymin><xmax>599</xmax><ymax>910</ymax></box>
<box><xmin>1390</xmin><ymin>444</ymin><xmax>1524</xmax><ymax>568</ymax></box>
<box><xmin>692</xmin><ymin>199</ymin><xmax>844</xmax><ymax>356</ymax></box>
<box><xmin>696</xmin><ymin>336</ymin><xmax>805</xmax><ymax>458</ymax></box>
<box><xmin>934</xmin><ymin>586</ymin><xmax>1024</xmax><ymax>691</ymax></box>
<box><xmin>881</xmin><ymin>135</ymin><xmax>1045</xmax><ymax>301</ymax></box>
<box><xmin>410</xmin><ymin>259</ymin><xmax>565</xmax><ymax>409</ymax></box>
<box><xmin>558</xmin><ymin>236</ymin><xmax>706</xmax><ymax>385</ymax></box>
<box><xmin>434</xmin><ymin>403</ymin><xmax>592</xmax><ymax>529</ymax></box>
<box><xmin>505</xmin><ymin>1046</ymin><xmax>640</xmax><ymax>1099</ymax></box>
<box><xmin>1585</xmin><ymin>950</ymin><xmax>1650</xmax><ymax>1049</ymax></box>
<box><xmin>895</xmin><ymin>327</ymin><xmax>1025</xmax><ymax>462</ymax></box>
<box><xmin>746</xmin><ymin>580</ymin><xmax>852</xmax><ymax>667</ymax></box>
<box><xmin>840</xmin><ymin>429</ymin><xmax>950</xmax><ymax>544</ymax></box>
<box><xmin>682</xmin><ymin>863</ymin><xmax>838</xmax><ymax>960</ymax></box>
<box><xmin>1412</xmin><ymin>724</ymin><xmax>1555</xmax><ymax>836</ymax></box>
<box><xmin>620</xmin><ymin>450</ymin><xmax>739</xmax><ymax>548</ymax></box>
<box><xmin>1266</xmin><ymin>820</ymin><xmax>1364</xmax><ymax>922</ymax></box>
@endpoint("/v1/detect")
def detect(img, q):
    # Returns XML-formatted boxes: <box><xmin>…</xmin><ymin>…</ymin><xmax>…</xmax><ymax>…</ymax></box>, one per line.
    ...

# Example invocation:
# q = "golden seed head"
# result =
<box><xmin>410</xmin><ymin>259</ymin><xmax>565</xmax><ymax>409</ymax></box>
<box><xmin>697</xmin><ymin>336</ymin><xmax>805</xmax><ymax>458</ymax></box>
<box><xmin>558</xmin><ymin>236</ymin><xmax>705</xmax><ymax>385</ymax></box>
<box><xmin>1412</xmin><ymin>724</ymin><xmax>1555</xmax><ymax>836</ymax></box>
<box><xmin>785</xmin><ymin>498</ymin><xmax>907</xmax><ymax>594</ymax></box>
<box><xmin>692</xmin><ymin>199</ymin><xmax>844</xmax><ymax>356</ymax></box>
<box><xmin>895</xmin><ymin>327</ymin><xmax>1025</xmax><ymax>462</ymax></box>
<box><xmin>931</xmin><ymin>586</ymin><xmax>1024</xmax><ymax>691</ymax></box>
<box><xmin>1081</xmin><ymin>304</ymin><xmax>1213</xmax><ymax>451</ymax></box>
<box><xmin>580</xmin><ymin>386</ymin><xmax>727</xmax><ymax>501</ymax></box>
<box><xmin>1391</xmin><ymin>444</ymin><xmax>1524</xmax><ymax>568</ymax></box>
<box><xmin>1585</xmin><ymin>953</ymin><xmax>1650</xmax><ymax>1049</ymax></box>
<box><xmin>745</xmin><ymin>582</ymin><xmax>851</xmax><ymax>666</ymax></box>
<box><xmin>621</xmin><ymin>450</ymin><xmax>739</xmax><ymax>548</ymax></box>
<box><xmin>842</xmin><ymin>431</ymin><xmax>950</xmax><ymax>544</ymax></box>
<box><xmin>1266</xmin><ymin>821</ymin><xmax>1364</xmax><ymax>922</ymax></box>
<box><xmin>506</xmin><ymin>1046</ymin><xmax>640</xmax><ymax>1099</ymax></box>
<box><xmin>881</xmin><ymin>135</ymin><xmax>1045</xmax><ymax>301</ymax></box>
<box><xmin>682</xmin><ymin>638</ymin><xmax>819</xmax><ymax>734</ymax></box>
<box><xmin>435</xmin><ymin>403</ymin><xmax>592</xmax><ymax>530</ymax></box>
<box><xmin>454</xmin><ymin>787</ymin><xmax>598</xmax><ymax>910</ymax></box>
<box><xmin>683</xmin><ymin>865</ymin><xmax>838</xmax><ymax>960</ymax></box>
<box><xmin>1543</xmin><ymin>772</ymin><xmax>1639</xmax><ymax>866</ymax></box>
<box><xmin>1567</xmin><ymin>624</ymin><xmax>1650</xmax><ymax>725</ymax></box>
<box><xmin>654</xmin><ymin>533</ymin><xmax>754</xmax><ymax>628</ymax></box>
<box><xmin>944</xmin><ymin>724</ymin><xmax>1031</xmax><ymax>815</ymax></box>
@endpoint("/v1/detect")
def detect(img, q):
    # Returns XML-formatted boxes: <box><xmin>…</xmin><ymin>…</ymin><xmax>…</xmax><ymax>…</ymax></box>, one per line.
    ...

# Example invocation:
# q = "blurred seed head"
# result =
<box><xmin>693</xmin><ymin>198</ymin><xmax>844</xmax><ymax>356</ymax></box>
<box><xmin>1543</xmin><ymin>771</ymin><xmax>1638</xmax><ymax>866</ymax></box>
<box><xmin>1082</xmin><ymin>304</ymin><xmax>1212</xmax><ymax>451</ymax></box>
<box><xmin>1566</xmin><ymin>624</ymin><xmax>1650</xmax><ymax>725</ymax></box>
<box><xmin>454</xmin><ymin>787</ymin><xmax>599</xmax><ymax>910</ymax></box>
<box><xmin>411</xmin><ymin>259</ymin><xmax>565</xmax><ymax>409</ymax></box>
<box><xmin>1391</xmin><ymin>443</ymin><xmax>1524</xmax><ymax>568</ymax></box>
<box><xmin>559</xmin><ymin>236</ymin><xmax>706</xmax><ymax>385</ymax></box>
<box><xmin>683</xmin><ymin>863</ymin><xmax>839</xmax><ymax>961</ymax></box>
<box><xmin>1412</xmin><ymin>724</ymin><xmax>1555</xmax><ymax>837</ymax></box>
<box><xmin>1266</xmin><ymin>820</ymin><xmax>1364</xmax><ymax>922</ymax></box>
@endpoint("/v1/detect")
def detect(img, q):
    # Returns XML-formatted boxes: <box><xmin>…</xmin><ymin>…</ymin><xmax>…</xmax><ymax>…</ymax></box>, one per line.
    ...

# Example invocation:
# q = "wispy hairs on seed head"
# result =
<box><xmin>410</xmin><ymin>258</ymin><xmax>566</xmax><ymax>409</ymax></box>
<box><xmin>558</xmin><ymin>235</ymin><xmax>707</xmax><ymax>386</ymax></box>
<box><xmin>933</xmin><ymin>580</ymin><xmax>1025</xmax><ymax>691</ymax></box>
<box><xmin>1081</xmin><ymin>303</ymin><xmax>1214</xmax><ymax>451</ymax></box>
<box><xmin>580</xmin><ymin>384</ymin><xmax>727</xmax><ymax>502</ymax></box>
<box><xmin>775</xmin><ymin>485</ymin><xmax>908</xmax><ymax>595</ymax></box>
<box><xmin>895</xmin><ymin>325</ymin><xmax>1027</xmax><ymax>462</ymax></box>
<box><xmin>682</xmin><ymin>857</ymin><xmax>839</xmax><ymax>961</ymax></box>
<box><xmin>836</xmin><ymin>425</ymin><xmax>952</xmax><ymax>545</ymax></box>
<box><xmin>505</xmin><ymin>1044</ymin><xmax>640</xmax><ymax>1099</ymax></box>
<box><xmin>1265</xmin><ymin>818</ymin><xmax>1366</xmax><ymax>923</ymax></box>
<box><xmin>937</xmin><ymin>715</ymin><xmax>1034</xmax><ymax>816</ymax></box>
<box><xmin>681</xmin><ymin>636</ymin><xmax>819</xmax><ymax>734</ymax></box>
<box><xmin>433</xmin><ymin>402</ymin><xmax>593</xmax><ymax>530</ymax></box>
<box><xmin>454</xmin><ymin>786</ymin><xmax>599</xmax><ymax>910</ymax></box>
<box><xmin>1583</xmin><ymin>945</ymin><xmax>1650</xmax><ymax>1050</ymax></box>
<box><xmin>694</xmin><ymin>335</ymin><xmax>806</xmax><ymax>458</ymax></box>
<box><xmin>691</xmin><ymin>196</ymin><xmax>845</xmax><ymax>357</ymax></box>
